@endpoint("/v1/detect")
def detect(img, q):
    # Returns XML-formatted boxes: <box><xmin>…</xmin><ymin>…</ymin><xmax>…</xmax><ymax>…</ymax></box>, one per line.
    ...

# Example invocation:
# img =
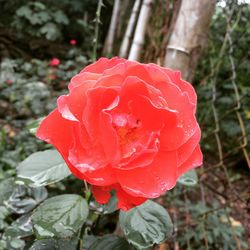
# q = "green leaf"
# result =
<box><xmin>5</xmin><ymin>213</ymin><xmax>33</xmax><ymax>238</ymax></box>
<box><xmin>6</xmin><ymin>185</ymin><xmax>47</xmax><ymax>214</ymax></box>
<box><xmin>0</xmin><ymin>149</ymin><xmax>21</xmax><ymax>168</ymax></box>
<box><xmin>83</xmin><ymin>235</ymin><xmax>134</xmax><ymax>250</ymax></box>
<box><xmin>32</xmin><ymin>2</ymin><xmax>46</xmax><ymax>10</ymax></box>
<box><xmin>36</xmin><ymin>11</ymin><xmax>51</xmax><ymax>24</ymax></box>
<box><xmin>17</xmin><ymin>150</ymin><xmax>71</xmax><ymax>187</ymax></box>
<box><xmin>30</xmin><ymin>238</ymin><xmax>78</xmax><ymax>250</ymax></box>
<box><xmin>40</xmin><ymin>23</ymin><xmax>61</xmax><ymax>41</ymax></box>
<box><xmin>8</xmin><ymin>238</ymin><xmax>25</xmax><ymax>250</ymax></box>
<box><xmin>178</xmin><ymin>169</ymin><xmax>198</xmax><ymax>186</ymax></box>
<box><xmin>0</xmin><ymin>178</ymin><xmax>15</xmax><ymax>205</ymax></box>
<box><xmin>0</xmin><ymin>240</ymin><xmax>7</xmax><ymax>249</ymax></box>
<box><xmin>0</xmin><ymin>206</ymin><xmax>9</xmax><ymax>230</ymax></box>
<box><xmin>52</xmin><ymin>10</ymin><xmax>69</xmax><ymax>25</ymax></box>
<box><xmin>16</xmin><ymin>6</ymin><xmax>32</xmax><ymax>18</ymax></box>
<box><xmin>119</xmin><ymin>200</ymin><xmax>173</xmax><ymax>249</ymax></box>
<box><xmin>31</xmin><ymin>194</ymin><xmax>89</xmax><ymax>238</ymax></box>
<box><xmin>0</xmin><ymin>206</ymin><xmax>9</xmax><ymax>220</ymax></box>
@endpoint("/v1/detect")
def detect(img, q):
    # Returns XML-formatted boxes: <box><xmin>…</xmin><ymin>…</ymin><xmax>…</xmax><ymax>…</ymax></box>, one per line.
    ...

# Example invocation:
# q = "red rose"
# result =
<box><xmin>70</xmin><ymin>39</ymin><xmax>77</xmax><ymax>45</ymax></box>
<box><xmin>37</xmin><ymin>57</ymin><xmax>202</xmax><ymax>210</ymax></box>
<box><xmin>6</xmin><ymin>79</ymin><xmax>13</xmax><ymax>85</ymax></box>
<box><xmin>49</xmin><ymin>58</ymin><xmax>60</xmax><ymax>67</ymax></box>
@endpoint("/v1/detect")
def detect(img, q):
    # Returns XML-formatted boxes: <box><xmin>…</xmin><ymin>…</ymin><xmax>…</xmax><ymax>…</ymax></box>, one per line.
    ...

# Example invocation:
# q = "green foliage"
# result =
<box><xmin>177</xmin><ymin>201</ymin><xmax>248</xmax><ymax>250</ymax></box>
<box><xmin>119</xmin><ymin>200</ymin><xmax>173</xmax><ymax>249</ymax></box>
<box><xmin>0</xmin><ymin>178</ymin><xmax>15</xmax><ymax>205</ymax></box>
<box><xmin>178</xmin><ymin>169</ymin><xmax>198</xmax><ymax>187</ymax></box>
<box><xmin>0</xmin><ymin>0</ymin><xmax>98</xmax><ymax>58</ymax></box>
<box><xmin>6</xmin><ymin>185</ymin><xmax>48</xmax><ymax>214</ymax></box>
<box><xmin>0</xmin><ymin>56</ymin><xmax>88</xmax><ymax>178</ymax></box>
<box><xmin>17</xmin><ymin>150</ymin><xmax>71</xmax><ymax>187</ymax></box>
<box><xmin>5</xmin><ymin>213</ymin><xmax>33</xmax><ymax>239</ymax></box>
<box><xmin>31</xmin><ymin>194</ymin><xmax>89</xmax><ymax>238</ymax></box>
<box><xmin>83</xmin><ymin>235</ymin><xmax>135</xmax><ymax>250</ymax></box>
<box><xmin>196</xmin><ymin>3</ymin><xmax>250</xmax><ymax>160</ymax></box>
<box><xmin>13</xmin><ymin>2</ymin><xmax>69</xmax><ymax>41</ymax></box>
<box><xmin>30</xmin><ymin>238</ymin><xmax>78</xmax><ymax>250</ymax></box>
<box><xmin>0</xmin><ymin>56</ymin><xmax>91</xmax><ymax>249</ymax></box>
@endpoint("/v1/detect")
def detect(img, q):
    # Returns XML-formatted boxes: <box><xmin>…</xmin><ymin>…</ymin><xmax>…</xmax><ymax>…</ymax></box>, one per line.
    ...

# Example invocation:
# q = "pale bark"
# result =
<box><xmin>103</xmin><ymin>0</ymin><xmax>121</xmax><ymax>55</ymax></box>
<box><xmin>116</xmin><ymin>0</ymin><xmax>130</xmax><ymax>38</ymax></box>
<box><xmin>119</xmin><ymin>0</ymin><xmax>141</xmax><ymax>58</ymax></box>
<box><xmin>164</xmin><ymin>0</ymin><xmax>216</xmax><ymax>81</ymax></box>
<box><xmin>128</xmin><ymin>0</ymin><xmax>153</xmax><ymax>61</ymax></box>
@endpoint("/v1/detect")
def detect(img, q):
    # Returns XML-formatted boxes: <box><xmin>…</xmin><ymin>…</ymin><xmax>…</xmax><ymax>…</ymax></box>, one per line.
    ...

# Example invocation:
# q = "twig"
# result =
<box><xmin>92</xmin><ymin>0</ymin><xmax>103</xmax><ymax>62</ymax></box>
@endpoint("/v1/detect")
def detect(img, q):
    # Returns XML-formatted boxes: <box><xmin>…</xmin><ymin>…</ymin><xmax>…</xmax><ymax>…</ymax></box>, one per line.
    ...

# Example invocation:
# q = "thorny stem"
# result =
<box><xmin>92</xmin><ymin>0</ymin><xmax>104</xmax><ymax>62</ymax></box>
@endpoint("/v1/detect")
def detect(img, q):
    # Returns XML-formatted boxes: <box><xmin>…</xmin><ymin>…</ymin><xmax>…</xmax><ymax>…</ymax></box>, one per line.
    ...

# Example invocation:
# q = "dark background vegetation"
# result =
<box><xmin>0</xmin><ymin>0</ymin><xmax>249</xmax><ymax>249</ymax></box>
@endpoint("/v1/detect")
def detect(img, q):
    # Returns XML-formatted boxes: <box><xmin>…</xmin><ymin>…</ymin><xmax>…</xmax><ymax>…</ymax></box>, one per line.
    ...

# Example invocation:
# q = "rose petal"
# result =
<box><xmin>177</xmin><ymin>125</ymin><xmax>201</xmax><ymax>166</ymax></box>
<box><xmin>177</xmin><ymin>145</ymin><xmax>203</xmax><ymax>177</ymax></box>
<box><xmin>103</xmin><ymin>61</ymin><xmax>172</xmax><ymax>91</ymax></box>
<box><xmin>36</xmin><ymin>109</ymin><xmax>87</xmax><ymax>180</ymax></box>
<box><xmin>116</xmin><ymin>76</ymin><xmax>177</xmax><ymax>130</ymax></box>
<box><xmin>69</xmin><ymin>73</ymin><xmax>98</xmax><ymax>90</ymax></box>
<box><xmin>129</xmin><ymin>95</ymin><xmax>177</xmax><ymax>131</ymax></box>
<box><xmin>120</xmin><ymin>76</ymin><xmax>152</xmax><ymax>100</ymax></box>
<box><xmin>96</xmin><ymin>74</ymin><xmax>124</xmax><ymax>88</ymax></box>
<box><xmin>83</xmin><ymin>87</ymin><xmax>120</xmax><ymax>162</ymax></box>
<box><xmin>116</xmin><ymin>132</ymin><xmax>159</xmax><ymax>170</ymax></box>
<box><xmin>159</xmin><ymin>92</ymin><xmax>197</xmax><ymax>150</ymax></box>
<box><xmin>81</xmin><ymin>57</ymin><xmax>126</xmax><ymax>74</ymax></box>
<box><xmin>37</xmin><ymin>110</ymin><xmax>113</xmax><ymax>185</ymax></box>
<box><xmin>119</xmin><ymin>76</ymin><xmax>163</xmax><ymax>109</ymax></box>
<box><xmin>115</xmin><ymin>185</ymin><xmax>147</xmax><ymax>211</ymax></box>
<box><xmin>116</xmin><ymin>151</ymin><xmax>178</xmax><ymax>198</ymax></box>
<box><xmin>83</xmin><ymin>87</ymin><xmax>120</xmax><ymax>137</ymax></box>
<box><xmin>160</xmin><ymin>67</ymin><xmax>197</xmax><ymax>105</ymax></box>
<box><xmin>36</xmin><ymin>109</ymin><xmax>73</xmax><ymax>151</ymax></box>
<box><xmin>144</xmin><ymin>65</ymin><xmax>198</xmax><ymax>149</ymax></box>
<box><xmin>85</xmin><ymin>166</ymin><xmax>117</xmax><ymax>185</ymax></box>
<box><xmin>99</xmin><ymin>111</ymin><xmax>120</xmax><ymax>162</ymax></box>
<box><xmin>92</xmin><ymin>184</ymin><xmax>147</xmax><ymax>211</ymax></box>
<box><xmin>58</xmin><ymin>80</ymin><xmax>96</xmax><ymax>121</ymax></box>
<box><xmin>92</xmin><ymin>185</ymin><xmax>111</xmax><ymax>204</ymax></box>
<box><xmin>124</xmin><ymin>63</ymin><xmax>154</xmax><ymax>83</ymax></box>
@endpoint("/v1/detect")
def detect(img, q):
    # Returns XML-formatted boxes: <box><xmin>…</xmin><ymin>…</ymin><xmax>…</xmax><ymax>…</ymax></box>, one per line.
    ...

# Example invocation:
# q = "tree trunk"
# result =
<box><xmin>119</xmin><ymin>0</ymin><xmax>141</xmax><ymax>58</ymax></box>
<box><xmin>164</xmin><ymin>0</ymin><xmax>216</xmax><ymax>81</ymax></box>
<box><xmin>103</xmin><ymin>0</ymin><xmax>121</xmax><ymax>56</ymax></box>
<box><xmin>128</xmin><ymin>0</ymin><xmax>153</xmax><ymax>61</ymax></box>
<box><xmin>116</xmin><ymin>0</ymin><xmax>130</xmax><ymax>38</ymax></box>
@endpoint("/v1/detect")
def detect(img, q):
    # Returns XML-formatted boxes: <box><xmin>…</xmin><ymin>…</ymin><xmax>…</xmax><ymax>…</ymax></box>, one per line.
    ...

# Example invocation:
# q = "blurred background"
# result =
<box><xmin>0</xmin><ymin>0</ymin><xmax>249</xmax><ymax>249</ymax></box>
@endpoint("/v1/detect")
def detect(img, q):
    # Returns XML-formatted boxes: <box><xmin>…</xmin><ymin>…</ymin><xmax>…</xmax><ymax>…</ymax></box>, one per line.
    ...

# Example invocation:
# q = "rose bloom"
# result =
<box><xmin>70</xmin><ymin>39</ymin><xmax>77</xmax><ymax>45</ymax></box>
<box><xmin>6</xmin><ymin>79</ymin><xmax>13</xmax><ymax>85</ymax></box>
<box><xmin>37</xmin><ymin>57</ymin><xmax>202</xmax><ymax>210</ymax></box>
<box><xmin>49</xmin><ymin>58</ymin><xmax>60</xmax><ymax>67</ymax></box>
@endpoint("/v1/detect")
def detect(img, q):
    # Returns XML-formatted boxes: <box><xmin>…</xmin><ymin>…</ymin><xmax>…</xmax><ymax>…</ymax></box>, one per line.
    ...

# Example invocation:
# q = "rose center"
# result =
<box><xmin>112</xmin><ymin>113</ymin><xmax>141</xmax><ymax>156</ymax></box>
<box><xmin>116</xmin><ymin>126</ymin><xmax>138</xmax><ymax>145</ymax></box>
